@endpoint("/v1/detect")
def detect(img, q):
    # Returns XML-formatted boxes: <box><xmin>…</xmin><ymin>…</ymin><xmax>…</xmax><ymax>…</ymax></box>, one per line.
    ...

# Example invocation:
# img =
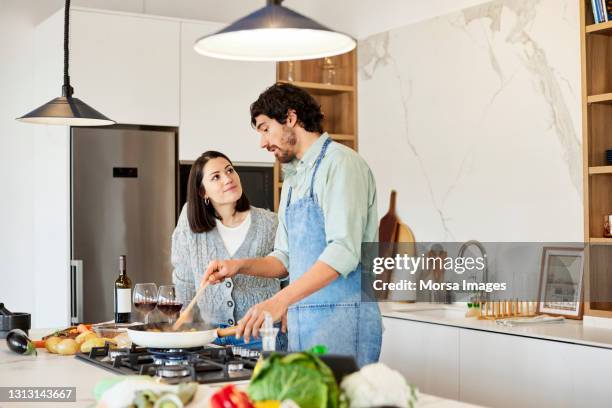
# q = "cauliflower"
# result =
<box><xmin>340</xmin><ymin>363</ymin><xmax>417</xmax><ymax>408</ymax></box>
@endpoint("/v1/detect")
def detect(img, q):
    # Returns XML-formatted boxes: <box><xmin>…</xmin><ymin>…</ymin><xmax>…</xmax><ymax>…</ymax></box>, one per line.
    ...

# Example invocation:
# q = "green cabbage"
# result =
<box><xmin>248</xmin><ymin>352</ymin><xmax>339</xmax><ymax>408</ymax></box>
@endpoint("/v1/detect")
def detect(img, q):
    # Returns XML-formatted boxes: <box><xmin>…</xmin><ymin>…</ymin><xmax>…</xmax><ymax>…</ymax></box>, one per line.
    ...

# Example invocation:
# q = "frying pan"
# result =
<box><xmin>127</xmin><ymin>322</ymin><xmax>238</xmax><ymax>348</ymax></box>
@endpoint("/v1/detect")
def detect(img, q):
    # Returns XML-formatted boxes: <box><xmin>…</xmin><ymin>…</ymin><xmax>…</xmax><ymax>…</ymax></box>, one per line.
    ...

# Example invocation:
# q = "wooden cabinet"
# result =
<box><xmin>274</xmin><ymin>51</ymin><xmax>358</xmax><ymax>210</ymax></box>
<box><xmin>69</xmin><ymin>9</ymin><xmax>180</xmax><ymax>126</ymax></box>
<box><xmin>380</xmin><ymin>317</ymin><xmax>460</xmax><ymax>400</ymax></box>
<box><xmin>179</xmin><ymin>21</ymin><xmax>276</xmax><ymax>162</ymax></box>
<box><xmin>580</xmin><ymin>1</ymin><xmax>612</xmax><ymax>317</ymax></box>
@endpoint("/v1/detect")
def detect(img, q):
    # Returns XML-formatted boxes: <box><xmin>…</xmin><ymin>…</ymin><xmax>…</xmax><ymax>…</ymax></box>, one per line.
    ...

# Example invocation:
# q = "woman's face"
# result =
<box><xmin>201</xmin><ymin>157</ymin><xmax>243</xmax><ymax>206</ymax></box>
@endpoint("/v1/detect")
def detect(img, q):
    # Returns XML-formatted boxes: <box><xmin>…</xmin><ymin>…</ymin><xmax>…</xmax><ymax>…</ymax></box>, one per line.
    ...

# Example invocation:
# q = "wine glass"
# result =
<box><xmin>133</xmin><ymin>283</ymin><xmax>158</xmax><ymax>324</ymax></box>
<box><xmin>157</xmin><ymin>285</ymin><xmax>183</xmax><ymax>324</ymax></box>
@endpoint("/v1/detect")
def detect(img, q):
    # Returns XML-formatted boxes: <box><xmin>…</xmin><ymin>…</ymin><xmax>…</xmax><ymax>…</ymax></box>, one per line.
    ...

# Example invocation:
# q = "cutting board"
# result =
<box><xmin>377</xmin><ymin>191</ymin><xmax>400</xmax><ymax>300</ymax></box>
<box><xmin>379</xmin><ymin>190</ymin><xmax>399</xmax><ymax>243</ymax></box>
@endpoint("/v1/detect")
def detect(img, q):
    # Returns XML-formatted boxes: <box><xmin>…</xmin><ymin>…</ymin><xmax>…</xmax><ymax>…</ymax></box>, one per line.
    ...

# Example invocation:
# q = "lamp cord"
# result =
<box><xmin>62</xmin><ymin>0</ymin><xmax>73</xmax><ymax>97</ymax></box>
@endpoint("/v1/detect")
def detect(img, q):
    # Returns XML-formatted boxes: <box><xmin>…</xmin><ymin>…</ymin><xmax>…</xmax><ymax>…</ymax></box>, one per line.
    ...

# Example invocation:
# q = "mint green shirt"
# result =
<box><xmin>270</xmin><ymin>133</ymin><xmax>379</xmax><ymax>277</ymax></box>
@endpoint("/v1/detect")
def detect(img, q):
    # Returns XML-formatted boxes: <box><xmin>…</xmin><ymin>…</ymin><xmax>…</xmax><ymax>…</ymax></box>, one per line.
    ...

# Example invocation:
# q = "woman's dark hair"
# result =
<box><xmin>186</xmin><ymin>151</ymin><xmax>250</xmax><ymax>233</ymax></box>
<box><xmin>250</xmin><ymin>83</ymin><xmax>324</xmax><ymax>133</ymax></box>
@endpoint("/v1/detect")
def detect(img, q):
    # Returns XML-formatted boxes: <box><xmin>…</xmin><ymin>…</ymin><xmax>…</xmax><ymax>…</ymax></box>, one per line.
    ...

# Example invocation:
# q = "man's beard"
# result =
<box><xmin>275</xmin><ymin>127</ymin><xmax>297</xmax><ymax>163</ymax></box>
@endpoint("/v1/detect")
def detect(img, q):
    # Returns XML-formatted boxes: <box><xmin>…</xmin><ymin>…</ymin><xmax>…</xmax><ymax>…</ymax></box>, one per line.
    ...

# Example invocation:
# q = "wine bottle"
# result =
<box><xmin>114</xmin><ymin>255</ymin><xmax>132</xmax><ymax>323</ymax></box>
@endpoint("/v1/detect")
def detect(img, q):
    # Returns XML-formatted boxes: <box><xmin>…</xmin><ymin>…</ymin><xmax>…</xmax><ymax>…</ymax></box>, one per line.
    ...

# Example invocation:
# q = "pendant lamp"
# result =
<box><xmin>194</xmin><ymin>0</ymin><xmax>356</xmax><ymax>61</ymax></box>
<box><xmin>17</xmin><ymin>0</ymin><xmax>114</xmax><ymax>126</ymax></box>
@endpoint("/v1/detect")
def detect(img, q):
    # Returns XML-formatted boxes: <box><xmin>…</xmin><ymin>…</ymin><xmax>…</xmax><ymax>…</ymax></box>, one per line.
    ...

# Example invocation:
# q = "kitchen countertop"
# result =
<box><xmin>380</xmin><ymin>302</ymin><xmax>612</xmax><ymax>349</ymax></box>
<box><xmin>0</xmin><ymin>329</ymin><xmax>482</xmax><ymax>408</ymax></box>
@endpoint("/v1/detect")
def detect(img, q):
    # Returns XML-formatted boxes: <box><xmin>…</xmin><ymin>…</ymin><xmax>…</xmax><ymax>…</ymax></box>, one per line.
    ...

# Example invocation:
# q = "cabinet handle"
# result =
<box><xmin>70</xmin><ymin>260</ymin><xmax>83</xmax><ymax>324</ymax></box>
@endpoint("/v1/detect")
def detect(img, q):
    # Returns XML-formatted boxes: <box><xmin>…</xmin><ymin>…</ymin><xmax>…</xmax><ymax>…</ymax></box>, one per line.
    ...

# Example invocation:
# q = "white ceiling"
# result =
<box><xmin>27</xmin><ymin>0</ymin><xmax>493</xmax><ymax>39</ymax></box>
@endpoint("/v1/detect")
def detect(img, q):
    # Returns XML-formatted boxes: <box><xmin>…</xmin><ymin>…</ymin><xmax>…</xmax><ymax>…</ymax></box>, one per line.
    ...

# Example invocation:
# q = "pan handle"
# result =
<box><xmin>217</xmin><ymin>326</ymin><xmax>239</xmax><ymax>337</ymax></box>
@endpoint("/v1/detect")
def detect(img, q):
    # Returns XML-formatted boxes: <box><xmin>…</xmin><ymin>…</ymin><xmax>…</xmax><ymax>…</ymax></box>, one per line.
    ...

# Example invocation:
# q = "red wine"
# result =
<box><xmin>114</xmin><ymin>255</ymin><xmax>132</xmax><ymax>323</ymax></box>
<box><xmin>157</xmin><ymin>302</ymin><xmax>183</xmax><ymax>317</ymax></box>
<box><xmin>134</xmin><ymin>301</ymin><xmax>157</xmax><ymax>314</ymax></box>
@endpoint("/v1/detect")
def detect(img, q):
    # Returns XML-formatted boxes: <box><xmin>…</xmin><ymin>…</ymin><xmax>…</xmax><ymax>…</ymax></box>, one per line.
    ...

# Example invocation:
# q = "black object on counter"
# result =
<box><xmin>75</xmin><ymin>344</ymin><xmax>254</xmax><ymax>384</ymax></box>
<box><xmin>261</xmin><ymin>351</ymin><xmax>359</xmax><ymax>384</ymax></box>
<box><xmin>0</xmin><ymin>303</ymin><xmax>31</xmax><ymax>339</ymax></box>
<box><xmin>606</xmin><ymin>149</ymin><xmax>612</xmax><ymax>165</ymax></box>
<box><xmin>6</xmin><ymin>329</ymin><xmax>37</xmax><ymax>355</ymax></box>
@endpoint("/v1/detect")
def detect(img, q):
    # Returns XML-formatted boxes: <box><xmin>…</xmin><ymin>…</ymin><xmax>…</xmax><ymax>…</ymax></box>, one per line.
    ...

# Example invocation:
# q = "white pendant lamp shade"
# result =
<box><xmin>194</xmin><ymin>2</ymin><xmax>356</xmax><ymax>61</ymax></box>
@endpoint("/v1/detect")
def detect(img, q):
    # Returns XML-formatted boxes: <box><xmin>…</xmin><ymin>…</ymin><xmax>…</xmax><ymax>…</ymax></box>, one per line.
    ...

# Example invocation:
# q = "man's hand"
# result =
<box><xmin>236</xmin><ymin>294</ymin><xmax>289</xmax><ymax>343</ymax></box>
<box><xmin>202</xmin><ymin>259</ymin><xmax>243</xmax><ymax>286</ymax></box>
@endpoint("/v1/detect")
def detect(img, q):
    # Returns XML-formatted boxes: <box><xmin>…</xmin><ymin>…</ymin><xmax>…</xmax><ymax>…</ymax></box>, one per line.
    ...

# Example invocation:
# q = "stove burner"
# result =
<box><xmin>156</xmin><ymin>365</ymin><xmax>192</xmax><ymax>379</ymax></box>
<box><xmin>148</xmin><ymin>347</ymin><xmax>204</xmax><ymax>366</ymax></box>
<box><xmin>108</xmin><ymin>349</ymin><xmax>129</xmax><ymax>360</ymax></box>
<box><xmin>227</xmin><ymin>362</ymin><xmax>244</xmax><ymax>372</ymax></box>
<box><xmin>76</xmin><ymin>345</ymin><xmax>256</xmax><ymax>384</ymax></box>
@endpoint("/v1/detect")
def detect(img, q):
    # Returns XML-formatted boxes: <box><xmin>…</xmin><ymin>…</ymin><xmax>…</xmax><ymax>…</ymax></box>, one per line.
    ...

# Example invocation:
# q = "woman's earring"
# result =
<box><xmin>205</xmin><ymin>197</ymin><xmax>210</xmax><ymax>206</ymax></box>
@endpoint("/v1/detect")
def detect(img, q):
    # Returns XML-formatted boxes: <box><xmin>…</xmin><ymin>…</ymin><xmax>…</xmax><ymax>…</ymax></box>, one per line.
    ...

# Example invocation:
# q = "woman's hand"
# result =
<box><xmin>236</xmin><ymin>294</ymin><xmax>289</xmax><ymax>343</ymax></box>
<box><xmin>202</xmin><ymin>259</ymin><xmax>243</xmax><ymax>285</ymax></box>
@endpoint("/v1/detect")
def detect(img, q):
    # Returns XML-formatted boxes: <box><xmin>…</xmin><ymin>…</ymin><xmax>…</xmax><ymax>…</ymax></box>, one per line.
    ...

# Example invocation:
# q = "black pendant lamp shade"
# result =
<box><xmin>17</xmin><ymin>0</ymin><xmax>114</xmax><ymax>126</ymax></box>
<box><xmin>194</xmin><ymin>0</ymin><xmax>356</xmax><ymax>61</ymax></box>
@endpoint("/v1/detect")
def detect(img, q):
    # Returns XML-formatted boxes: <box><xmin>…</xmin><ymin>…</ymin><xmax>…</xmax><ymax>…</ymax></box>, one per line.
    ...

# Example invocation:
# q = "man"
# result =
<box><xmin>203</xmin><ymin>83</ymin><xmax>382</xmax><ymax>366</ymax></box>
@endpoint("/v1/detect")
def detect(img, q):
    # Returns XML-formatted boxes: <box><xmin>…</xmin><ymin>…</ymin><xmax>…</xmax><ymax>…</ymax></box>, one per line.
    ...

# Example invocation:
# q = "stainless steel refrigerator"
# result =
<box><xmin>70</xmin><ymin>126</ymin><xmax>177</xmax><ymax>324</ymax></box>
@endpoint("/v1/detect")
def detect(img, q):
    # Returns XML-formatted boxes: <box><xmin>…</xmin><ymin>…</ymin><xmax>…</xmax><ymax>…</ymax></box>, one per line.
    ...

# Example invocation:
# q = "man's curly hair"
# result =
<box><xmin>250</xmin><ymin>83</ymin><xmax>324</xmax><ymax>133</ymax></box>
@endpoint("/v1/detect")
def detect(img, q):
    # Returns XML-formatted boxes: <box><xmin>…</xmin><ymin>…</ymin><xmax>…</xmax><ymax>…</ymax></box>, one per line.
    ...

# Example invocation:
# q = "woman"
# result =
<box><xmin>171</xmin><ymin>150</ymin><xmax>286</xmax><ymax>350</ymax></box>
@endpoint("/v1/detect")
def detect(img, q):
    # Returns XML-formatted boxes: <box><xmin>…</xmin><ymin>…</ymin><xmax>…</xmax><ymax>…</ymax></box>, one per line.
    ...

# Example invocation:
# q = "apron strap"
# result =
<box><xmin>309</xmin><ymin>137</ymin><xmax>333</xmax><ymax>198</ymax></box>
<box><xmin>285</xmin><ymin>136</ymin><xmax>333</xmax><ymax>209</ymax></box>
<box><xmin>286</xmin><ymin>186</ymin><xmax>293</xmax><ymax>207</ymax></box>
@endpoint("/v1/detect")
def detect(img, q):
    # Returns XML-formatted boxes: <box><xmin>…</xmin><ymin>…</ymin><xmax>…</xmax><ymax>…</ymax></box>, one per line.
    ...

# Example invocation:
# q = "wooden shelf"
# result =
<box><xmin>581</xmin><ymin>0</ymin><xmax>612</xmax><ymax>318</ymax></box>
<box><xmin>589</xmin><ymin>166</ymin><xmax>612</xmax><ymax>174</ymax></box>
<box><xmin>589</xmin><ymin>237</ymin><xmax>612</xmax><ymax>244</ymax></box>
<box><xmin>586</xmin><ymin>21</ymin><xmax>612</xmax><ymax>35</ymax></box>
<box><xmin>277</xmin><ymin>80</ymin><xmax>354</xmax><ymax>95</ymax></box>
<box><xmin>587</xmin><ymin>93</ymin><xmax>612</xmax><ymax>104</ymax></box>
<box><xmin>274</xmin><ymin>50</ymin><xmax>357</xmax><ymax>211</ymax></box>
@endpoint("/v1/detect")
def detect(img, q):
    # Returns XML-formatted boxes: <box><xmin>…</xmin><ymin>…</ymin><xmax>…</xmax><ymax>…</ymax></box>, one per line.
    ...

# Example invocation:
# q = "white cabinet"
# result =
<box><xmin>382</xmin><ymin>317</ymin><xmax>612</xmax><ymax>408</ymax></box>
<box><xmin>179</xmin><ymin>22</ymin><xmax>276</xmax><ymax>163</ymax></box>
<box><xmin>380</xmin><ymin>317</ymin><xmax>460</xmax><ymax>400</ymax></box>
<box><xmin>459</xmin><ymin>329</ymin><xmax>612</xmax><ymax>408</ymax></box>
<box><xmin>69</xmin><ymin>10</ymin><xmax>180</xmax><ymax>126</ymax></box>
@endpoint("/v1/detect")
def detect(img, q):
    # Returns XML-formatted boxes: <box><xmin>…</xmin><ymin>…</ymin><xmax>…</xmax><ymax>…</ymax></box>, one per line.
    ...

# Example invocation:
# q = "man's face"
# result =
<box><xmin>254</xmin><ymin>114</ymin><xmax>298</xmax><ymax>163</ymax></box>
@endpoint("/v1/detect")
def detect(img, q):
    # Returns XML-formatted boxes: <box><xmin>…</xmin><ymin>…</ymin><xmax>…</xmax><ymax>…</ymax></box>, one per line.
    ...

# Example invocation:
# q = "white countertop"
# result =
<box><xmin>380</xmin><ymin>302</ymin><xmax>612</xmax><ymax>349</ymax></box>
<box><xmin>0</xmin><ymin>328</ymin><xmax>482</xmax><ymax>408</ymax></box>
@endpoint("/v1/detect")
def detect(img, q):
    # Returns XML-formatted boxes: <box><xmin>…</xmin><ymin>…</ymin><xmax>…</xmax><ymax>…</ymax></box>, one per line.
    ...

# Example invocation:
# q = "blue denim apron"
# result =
<box><xmin>285</xmin><ymin>138</ymin><xmax>382</xmax><ymax>367</ymax></box>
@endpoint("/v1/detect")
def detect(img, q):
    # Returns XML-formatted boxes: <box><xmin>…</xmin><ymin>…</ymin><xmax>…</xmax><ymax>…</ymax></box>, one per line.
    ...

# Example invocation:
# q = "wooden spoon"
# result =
<box><xmin>172</xmin><ymin>281</ymin><xmax>209</xmax><ymax>331</ymax></box>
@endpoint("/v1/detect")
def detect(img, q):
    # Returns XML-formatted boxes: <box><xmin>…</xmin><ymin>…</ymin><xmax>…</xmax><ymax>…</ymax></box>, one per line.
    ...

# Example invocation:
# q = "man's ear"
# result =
<box><xmin>286</xmin><ymin>109</ymin><xmax>298</xmax><ymax>127</ymax></box>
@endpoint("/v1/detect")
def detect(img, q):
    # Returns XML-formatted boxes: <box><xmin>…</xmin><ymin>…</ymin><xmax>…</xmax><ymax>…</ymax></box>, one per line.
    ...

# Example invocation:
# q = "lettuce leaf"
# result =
<box><xmin>248</xmin><ymin>353</ymin><xmax>339</xmax><ymax>408</ymax></box>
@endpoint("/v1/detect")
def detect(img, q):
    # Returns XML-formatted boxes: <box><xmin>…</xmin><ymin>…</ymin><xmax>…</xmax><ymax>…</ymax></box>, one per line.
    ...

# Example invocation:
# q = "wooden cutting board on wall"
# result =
<box><xmin>376</xmin><ymin>190</ymin><xmax>417</xmax><ymax>300</ymax></box>
<box><xmin>377</xmin><ymin>191</ymin><xmax>399</xmax><ymax>300</ymax></box>
<box><xmin>379</xmin><ymin>190</ymin><xmax>400</xmax><ymax>243</ymax></box>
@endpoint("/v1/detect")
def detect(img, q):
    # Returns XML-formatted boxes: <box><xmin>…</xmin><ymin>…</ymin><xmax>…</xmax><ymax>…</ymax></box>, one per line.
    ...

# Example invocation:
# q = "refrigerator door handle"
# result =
<box><xmin>70</xmin><ymin>260</ymin><xmax>84</xmax><ymax>324</ymax></box>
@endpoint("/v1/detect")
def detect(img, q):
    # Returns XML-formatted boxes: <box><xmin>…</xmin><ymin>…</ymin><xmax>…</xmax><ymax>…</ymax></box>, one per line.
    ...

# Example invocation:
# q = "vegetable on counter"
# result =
<box><xmin>41</xmin><ymin>323</ymin><xmax>93</xmax><ymax>341</ymax></box>
<box><xmin>43</xmin><ymin>329</ymin><xmax>115</xmax><ymax>355</ymax></box>
<box><xmin>56</xmin><ymin>338</ymin><xmax>79</xmax><ymax>355</ymax></box>
<box><xmin>210</xmin><ymin>385</ymin><xmax>254</xmax><ymax>408</ymax></box>
<box><xmin>6</xmin><ymin>329</ymin><xmax>37</xmax><ymax>355</ymax></box>
<box><xmin>33</xmin><ymin>339</ymin><xmax>46</xmax><ymax>348</ymax></box>
<box><xmin>94</xmin><ymin>376</ymin><xmax>198</xmax><ymax>408</ymax></box>
<box><xmin>339</xmin><ymin>363</ymin><xmax>418</xmax><ymax>408</ymax></box>
<box><xmin>248</xmin><ymin>352</ymin><xmax>339</xmax><ymax>408</ymax></box>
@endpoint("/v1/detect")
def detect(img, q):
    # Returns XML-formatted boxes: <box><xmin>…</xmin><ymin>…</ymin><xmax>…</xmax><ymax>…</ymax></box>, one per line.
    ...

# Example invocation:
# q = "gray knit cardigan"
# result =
<box><xmin>171</xmin><ymin>206</ymin><xmax>280</xmax><ymax>326</ymax></box>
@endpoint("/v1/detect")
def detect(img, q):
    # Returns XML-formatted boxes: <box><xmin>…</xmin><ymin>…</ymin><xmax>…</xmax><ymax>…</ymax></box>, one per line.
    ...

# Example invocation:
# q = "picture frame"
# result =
<box><xmin>537</xmin><ymin>247</ymin><xmax>585</xmax><ymax>319</ymax></box>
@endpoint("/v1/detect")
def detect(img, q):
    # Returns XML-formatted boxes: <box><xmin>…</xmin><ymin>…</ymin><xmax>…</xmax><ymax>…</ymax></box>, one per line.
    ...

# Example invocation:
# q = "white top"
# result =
<box><xmin>215</xmin><ymin>211</ymin><xmax>251</xmax><ymax>256</ymax></box>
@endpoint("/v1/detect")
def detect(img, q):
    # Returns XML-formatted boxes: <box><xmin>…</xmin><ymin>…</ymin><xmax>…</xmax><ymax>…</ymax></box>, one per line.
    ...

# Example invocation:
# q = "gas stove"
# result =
<box><xmin>75</xmin><ymin>343</ymin><xmax>259</xmax><ymax>384</ymax></box>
